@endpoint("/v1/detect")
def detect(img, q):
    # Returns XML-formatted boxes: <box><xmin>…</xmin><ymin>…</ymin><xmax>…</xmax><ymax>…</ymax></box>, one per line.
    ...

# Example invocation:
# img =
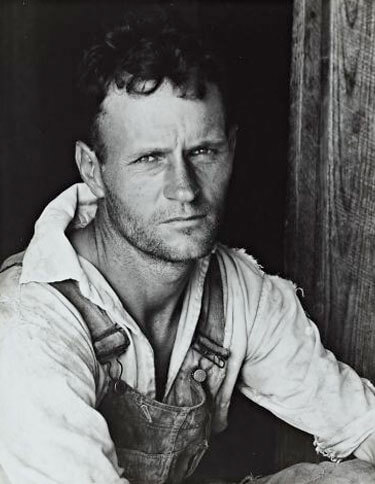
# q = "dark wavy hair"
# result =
<box><xmin>75</xmin><ymin>6</ymin><xmax>234</xmax><ymax>161</ymax></box>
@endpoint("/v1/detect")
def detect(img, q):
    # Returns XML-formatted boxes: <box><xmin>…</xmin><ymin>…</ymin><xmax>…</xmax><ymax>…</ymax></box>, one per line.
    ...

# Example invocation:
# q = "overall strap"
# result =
<box><xmin>1</xmin><ymin>250</ymin><xmax>227</xmax><ymax>369</ymax></box>
<box><xmin>192</xmin><ymin>254</ymin><xmax>230</xmax><ymax>368</ymax></box>
<box><xmin>1</xmin><ymin>252</ymin><xmax>130</xmax><ymax>365</ymax></box>
<box><xmin>51</xmin><ymin>254</ymin><xmax>228</xmax><ymax>368</ymax></box>
<box><xmin>193</xmin><ymin>253</ymin><xmax>232</xmax><ymax>434</ymax></box>
<box><xmin>50</xmin><ymin>280</ymin><xmax>130</xmax><ymax>364</ymax></box>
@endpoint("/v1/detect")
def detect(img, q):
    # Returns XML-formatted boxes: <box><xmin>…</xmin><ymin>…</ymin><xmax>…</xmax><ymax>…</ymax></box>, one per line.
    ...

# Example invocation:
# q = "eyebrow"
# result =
<box><xmin>186</xmin><ymin>139</ymin><xmax>227</xmax><ymax>150</ymax></box>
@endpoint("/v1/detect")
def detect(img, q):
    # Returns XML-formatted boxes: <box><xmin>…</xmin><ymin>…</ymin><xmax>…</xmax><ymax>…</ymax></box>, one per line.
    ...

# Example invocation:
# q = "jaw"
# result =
<box><xmin>150</xmin><ymin>219</ymin><xmax>219</xmax><ymax>262</ymax></box>
<box><xmin>98</xmin><ymin>191</ymin><xmax>222</xmax><ymax>262</ymax></box>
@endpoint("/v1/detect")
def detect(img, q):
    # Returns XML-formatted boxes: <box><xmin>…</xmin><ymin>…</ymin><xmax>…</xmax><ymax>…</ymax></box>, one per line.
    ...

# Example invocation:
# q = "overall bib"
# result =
<box><xmin>51</xmin><ymin>255</ymin><xmax>230</xmax><ymax>484</ymax></box>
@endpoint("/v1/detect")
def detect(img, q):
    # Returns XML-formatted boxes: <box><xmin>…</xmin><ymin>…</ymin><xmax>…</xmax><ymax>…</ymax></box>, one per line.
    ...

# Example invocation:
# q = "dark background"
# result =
<box><xmin>0</xmin><ymin>0</ymin><xmax>292</xmax><ymax>479</ymax></box>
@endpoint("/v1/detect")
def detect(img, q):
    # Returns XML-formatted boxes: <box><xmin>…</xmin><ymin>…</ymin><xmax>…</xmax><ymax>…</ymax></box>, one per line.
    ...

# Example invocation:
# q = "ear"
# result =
<box><xmin>75</xmin><ymin>141</ymin><xmax>105</xmax><ymax>199</ymax></box>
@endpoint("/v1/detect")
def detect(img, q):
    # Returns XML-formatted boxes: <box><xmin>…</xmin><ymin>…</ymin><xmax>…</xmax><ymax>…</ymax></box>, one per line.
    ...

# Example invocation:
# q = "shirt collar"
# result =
<box><xmin>19</xmin><ymin>182</ymin><xmax>213</xmax><ymax>337</ymax></box>
<box><xmin>20</xmin><ymin>183</ymin><xmax>98</xmax><ymax>285</ymax></box>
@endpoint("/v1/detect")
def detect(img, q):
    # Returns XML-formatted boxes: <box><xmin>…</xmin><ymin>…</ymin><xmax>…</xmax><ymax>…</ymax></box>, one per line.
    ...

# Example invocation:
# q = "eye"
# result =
<box><xmin>135</xmin><ymin>152</ymin><xmax>164</xmax><ymax>164</ymax></box>
<box><xmin>189</xmin><ymin>146</ymin><xmax>217</xmax><ymax>158</ymax></box>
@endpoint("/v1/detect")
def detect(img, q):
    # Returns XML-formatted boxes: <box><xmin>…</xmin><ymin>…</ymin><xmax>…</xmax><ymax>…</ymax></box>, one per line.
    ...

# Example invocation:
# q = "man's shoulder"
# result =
<box><xmin>0</xmin><ymin>250</ymin><xmax>95</xmax><ymax>350</ymax></box>
<box><xmin>0</xmin><ymin>250</ymin><xmax>25</xmax><ymax>301</ymax></box>
<box><xmin>214</xmin><ymin>244</ymin><xmax>267</xmax><ymax>310</ymax></box>
<box><xmin>215</xmin><ymin>244</ymin><xmax>265</xmax><ymax>280</ymax></box>
<box><xmin>215</xmin><ymin>244</ymin><xmax>302</xmax><ymax>308</ymax></box>
<box><xmin>0</xmin><ymin>249</ymin><xmax>68</xmax><ymax>313</ymax></box>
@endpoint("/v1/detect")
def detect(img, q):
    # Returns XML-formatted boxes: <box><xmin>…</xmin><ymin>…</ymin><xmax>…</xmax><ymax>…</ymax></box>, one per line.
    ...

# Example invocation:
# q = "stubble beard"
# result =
<box><xmin>102</xmin><ymin>192</ymin><xmax>223</xmax><ymax>263</ymax></box>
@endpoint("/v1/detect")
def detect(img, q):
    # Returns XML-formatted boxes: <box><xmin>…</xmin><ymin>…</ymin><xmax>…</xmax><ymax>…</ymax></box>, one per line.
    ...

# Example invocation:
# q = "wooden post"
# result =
<box><xmin>279</xmin><ymin>0</ymin><xmax>375</xmax><ymax>468</ymax></box>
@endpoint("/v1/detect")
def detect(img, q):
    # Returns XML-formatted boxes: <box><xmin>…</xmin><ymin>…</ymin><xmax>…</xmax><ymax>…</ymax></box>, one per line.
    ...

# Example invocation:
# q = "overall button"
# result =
<box><xmin>192</xmin><ymin>368</ymin><xmax>207</xmax><ymax>383</ymax></box>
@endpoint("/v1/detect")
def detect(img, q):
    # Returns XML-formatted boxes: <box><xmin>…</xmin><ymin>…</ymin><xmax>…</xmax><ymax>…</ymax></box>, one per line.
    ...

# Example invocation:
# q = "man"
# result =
<box><xmin>0</xmin><ymin>8</ymin><xmax>375</xmax><ymax>484</ymax></box>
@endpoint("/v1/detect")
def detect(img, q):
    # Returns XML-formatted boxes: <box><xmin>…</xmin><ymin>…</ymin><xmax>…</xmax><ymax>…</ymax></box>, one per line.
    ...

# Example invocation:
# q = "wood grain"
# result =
<box><xmin>280</xmin><ymin>0</ymin><xmax>375</xmax><ymax>469</ymax></box>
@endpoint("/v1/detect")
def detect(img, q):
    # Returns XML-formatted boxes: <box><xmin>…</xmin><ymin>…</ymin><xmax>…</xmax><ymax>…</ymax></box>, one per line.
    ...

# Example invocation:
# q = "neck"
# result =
<box><xmin>71</xmin><ymin>215</ymin><xmax>195</xmax><ymax>330</ymax></box>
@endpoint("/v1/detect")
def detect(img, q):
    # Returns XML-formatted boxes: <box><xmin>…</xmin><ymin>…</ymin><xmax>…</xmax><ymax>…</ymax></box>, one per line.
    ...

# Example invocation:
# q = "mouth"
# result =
<box><xmin>163</xmin><ymin>214</ymin><xmax>206</xmax><ymax>224</ymax></box>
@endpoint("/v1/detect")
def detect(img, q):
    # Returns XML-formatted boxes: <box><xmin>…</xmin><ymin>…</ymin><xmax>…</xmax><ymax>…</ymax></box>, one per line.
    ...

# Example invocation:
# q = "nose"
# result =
<box><xmin>163</xmin><ymin>156</ymin><xmax>199</xmax><ymax>203</ymax></box>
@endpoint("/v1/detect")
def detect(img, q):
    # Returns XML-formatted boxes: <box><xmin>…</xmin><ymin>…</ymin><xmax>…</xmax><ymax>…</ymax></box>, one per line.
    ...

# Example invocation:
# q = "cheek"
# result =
<box><xmin>107</xmin><ymin>169</ymin><xmax>162</xmax><ymax>207</ymax></box>
<box><xmin>131</xmin><ymin>177</ymin><xmax>165</xmax><ymax>214</ymax></box>
<box><xmin>197</xmin><ymin>165</ymin><xmax>232</xmax><ymax>202</ymax></box>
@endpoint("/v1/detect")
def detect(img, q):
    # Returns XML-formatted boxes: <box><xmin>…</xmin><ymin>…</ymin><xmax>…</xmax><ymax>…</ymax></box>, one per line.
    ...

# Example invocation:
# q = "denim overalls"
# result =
<box><xmin>51</xmin><ymin>255</ymin><xmax>230</xmax><ymax>484</ymax></box>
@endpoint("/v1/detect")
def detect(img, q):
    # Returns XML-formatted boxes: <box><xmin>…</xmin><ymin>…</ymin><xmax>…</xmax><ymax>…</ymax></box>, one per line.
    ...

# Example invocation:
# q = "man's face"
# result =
<box><xmin>96</xmin><ymin>80</ymin><xmax>235</xmax><ymax>262</ymax></box>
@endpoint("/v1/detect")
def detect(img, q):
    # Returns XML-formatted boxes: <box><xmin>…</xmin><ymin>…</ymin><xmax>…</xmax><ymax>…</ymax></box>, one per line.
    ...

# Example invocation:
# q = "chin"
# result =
<box><xmin>167</xmin><ymin>246</ymin><xmax>212</xmax><ymax>262</ymax></box>
<box><xmin>159</xmin><ymin>234</ymin><xmax>217</xmax><ymax>262</ymax></box>
<box><xmin>121</xmin><ymin>219</ymin><xmax>219</xmax><ymax>262</ymax></box>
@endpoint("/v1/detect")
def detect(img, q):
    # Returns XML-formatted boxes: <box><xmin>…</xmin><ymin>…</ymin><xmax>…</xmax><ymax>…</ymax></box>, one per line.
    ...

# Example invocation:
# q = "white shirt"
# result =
<box><xmin>0</xmin><ymin>183</ymin><xmax>375</xmax><ymax>484</ymax></box>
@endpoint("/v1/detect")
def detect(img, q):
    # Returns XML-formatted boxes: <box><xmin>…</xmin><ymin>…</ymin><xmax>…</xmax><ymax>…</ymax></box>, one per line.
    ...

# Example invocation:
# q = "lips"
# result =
<box><xmin>163</xmin><ymin>214</ymin><xmax>206</xmax><ymax>223</ymax></box>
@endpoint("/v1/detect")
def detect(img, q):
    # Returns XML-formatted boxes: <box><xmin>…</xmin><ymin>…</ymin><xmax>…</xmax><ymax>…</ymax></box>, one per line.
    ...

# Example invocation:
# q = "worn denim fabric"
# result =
<box><xmin>57</xmin><ymin>254</ymin><xmax>228</xmax><ymax>484</ymax></box>
<box><xmin>100</xmin><ymin>379</ymin><xmax>211</xmax><ymax>484</ymax></box>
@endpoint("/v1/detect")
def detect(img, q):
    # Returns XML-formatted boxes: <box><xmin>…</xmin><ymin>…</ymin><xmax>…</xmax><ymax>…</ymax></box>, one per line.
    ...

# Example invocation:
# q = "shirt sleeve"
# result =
<box><xmin>237</xmin><ymin>273</ymin><xmax>375</xmax><ymax>463</ymax></box>
<box><xmin>0</xmin><ymin>282</ymin><xmax>129</xmax><ymax>484</ymax></box>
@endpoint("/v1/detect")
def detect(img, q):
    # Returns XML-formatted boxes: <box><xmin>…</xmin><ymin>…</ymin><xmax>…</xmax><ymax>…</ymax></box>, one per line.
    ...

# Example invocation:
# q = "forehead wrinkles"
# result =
<box><xmin>98</xmin><ymin>82</ymin><xmax>226</xmax><ymax>157</ymax></box>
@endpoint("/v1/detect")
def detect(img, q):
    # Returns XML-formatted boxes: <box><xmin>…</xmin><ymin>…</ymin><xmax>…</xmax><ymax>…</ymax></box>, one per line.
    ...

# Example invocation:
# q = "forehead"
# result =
<box><xmin>98</xmin><ymin>81</ymin><xmax>227</xmax><ymax>157</ymax></box>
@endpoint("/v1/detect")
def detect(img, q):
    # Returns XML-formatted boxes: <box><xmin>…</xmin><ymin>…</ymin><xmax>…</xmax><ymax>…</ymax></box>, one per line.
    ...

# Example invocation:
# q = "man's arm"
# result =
<box><xmin>237</xmin><ymin>273</ymin><xmax>375</xmax><ymax>464</ymax></box>
<box><xmin>354</xmin><ymin>428</ymin><xmax>375</xmax><ymax>463</ymax></box>
<box><xmin>0</xmin><ymin>283</ymin><xmax>128</xmax><ymax>484</ymax></box>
